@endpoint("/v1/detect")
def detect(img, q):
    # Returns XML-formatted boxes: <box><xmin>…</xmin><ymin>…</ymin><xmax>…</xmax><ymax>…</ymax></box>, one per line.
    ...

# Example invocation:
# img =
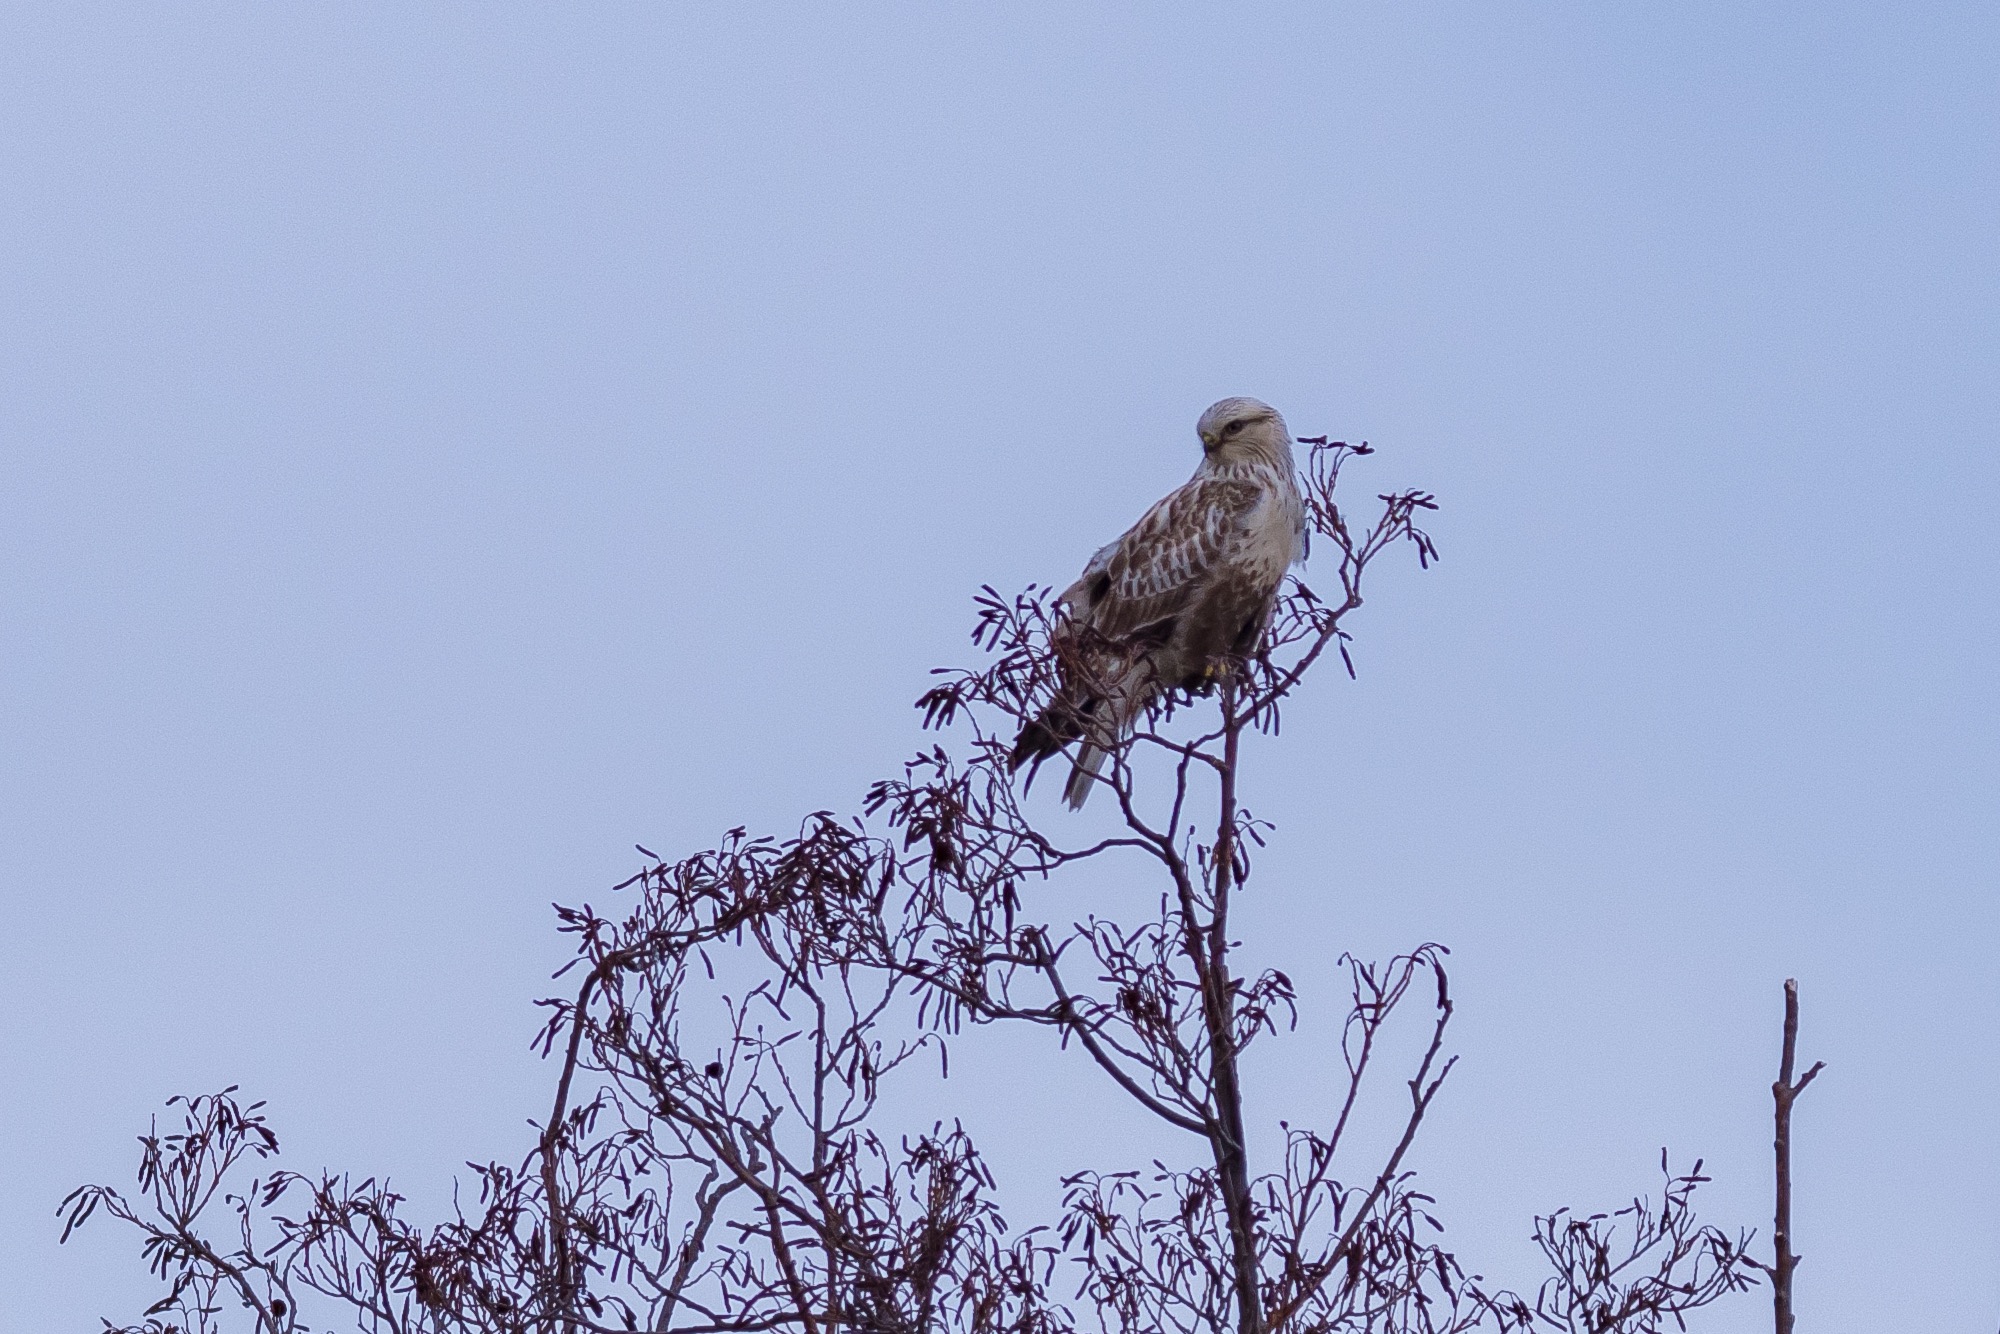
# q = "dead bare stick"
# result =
<box><xmin>1772</xmin><ymin>977</ymin><xmax>1825</xmax><ymax>1334</ymax></box>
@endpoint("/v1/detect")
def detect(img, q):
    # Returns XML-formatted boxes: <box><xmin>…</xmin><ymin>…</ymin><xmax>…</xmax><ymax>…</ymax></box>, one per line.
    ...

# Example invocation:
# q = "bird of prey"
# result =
<box><xmin>1010</xmin><ymin>397</ymin><xmax>1307</xmax><ymax>808</ymax></box>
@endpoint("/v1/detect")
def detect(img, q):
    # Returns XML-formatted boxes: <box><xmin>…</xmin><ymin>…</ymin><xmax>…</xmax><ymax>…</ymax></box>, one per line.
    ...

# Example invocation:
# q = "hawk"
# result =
<box><xmin>1010</xmin><ymin>397</ymin><xmax>1307</xmax><ymax>808</ymax></box>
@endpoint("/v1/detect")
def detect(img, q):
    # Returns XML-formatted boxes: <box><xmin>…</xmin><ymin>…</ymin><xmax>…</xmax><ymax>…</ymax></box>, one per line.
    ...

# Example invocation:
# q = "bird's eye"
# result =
<box><xmin>1223</xmin><ymin>420</ymin><xmax>1246</xmax><ymax>437</ymax></box>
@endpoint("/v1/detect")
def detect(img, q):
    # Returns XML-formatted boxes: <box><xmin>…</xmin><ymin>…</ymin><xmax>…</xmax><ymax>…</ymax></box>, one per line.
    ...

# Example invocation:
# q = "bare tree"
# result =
<box><xmin>62</xmin><ymin>438</ymin><xmax>1762</xmax><ymax>1334</ymax></box>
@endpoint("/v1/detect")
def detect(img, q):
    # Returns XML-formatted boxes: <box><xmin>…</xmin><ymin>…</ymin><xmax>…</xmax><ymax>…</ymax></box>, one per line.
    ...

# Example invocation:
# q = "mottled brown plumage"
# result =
<box><xmin>1012</xmin><ymin>398</ymin><xmax>1307</xmax><ymax>807</ymax></box>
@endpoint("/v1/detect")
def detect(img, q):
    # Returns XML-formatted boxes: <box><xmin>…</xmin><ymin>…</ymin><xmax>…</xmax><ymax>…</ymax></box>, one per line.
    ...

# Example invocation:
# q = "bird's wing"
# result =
<box><xmin>1061</xmin><ymin>476</ymin><xmax>1265</xmax><ymax>639</ymax></box>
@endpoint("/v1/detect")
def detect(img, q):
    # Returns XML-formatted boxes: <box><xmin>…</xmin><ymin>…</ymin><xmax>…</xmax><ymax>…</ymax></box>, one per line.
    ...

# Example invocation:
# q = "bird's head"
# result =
<box><xmin>1196</xmin><ymin>397</ymin><xmax>1294</xmax><ymax>467</ymax></box>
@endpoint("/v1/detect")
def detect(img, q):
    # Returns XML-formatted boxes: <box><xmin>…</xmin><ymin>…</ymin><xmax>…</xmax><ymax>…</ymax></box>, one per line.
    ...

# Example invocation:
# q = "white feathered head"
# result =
<box><xmin>1196</xmin><ymin>397</ymin><xmax>1294</xmax><ymax>467</ymax></box>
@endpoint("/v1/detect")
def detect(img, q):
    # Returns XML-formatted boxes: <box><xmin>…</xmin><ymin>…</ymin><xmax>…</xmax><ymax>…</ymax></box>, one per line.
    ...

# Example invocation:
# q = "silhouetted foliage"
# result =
<box><xmin>63</xmin><ymin>439</ymin><xmax>1760</xmax><ymax>1334</ymax></box>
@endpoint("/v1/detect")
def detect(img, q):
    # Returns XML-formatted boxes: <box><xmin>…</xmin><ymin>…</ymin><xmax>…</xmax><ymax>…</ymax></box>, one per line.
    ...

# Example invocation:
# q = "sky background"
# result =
<box><xmin>2</xmin><ymin>4</ymin><xmax>1995</xmax><ymax>1330</ymax></box>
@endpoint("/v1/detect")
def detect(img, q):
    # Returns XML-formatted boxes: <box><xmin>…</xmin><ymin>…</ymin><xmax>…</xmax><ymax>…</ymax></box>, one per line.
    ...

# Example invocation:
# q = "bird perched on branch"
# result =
<box><xmin>1010</xmin><ymin>397</ymin><xmax>1307</xmax><ymax>808</ymax></box>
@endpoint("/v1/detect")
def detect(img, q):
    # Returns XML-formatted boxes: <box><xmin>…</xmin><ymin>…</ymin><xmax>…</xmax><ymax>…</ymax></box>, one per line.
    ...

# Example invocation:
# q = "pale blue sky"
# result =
<box><xmin>2</xmin><ymin>5</ymin><xmax>1995</xmax><ymax>1330</ymax></box>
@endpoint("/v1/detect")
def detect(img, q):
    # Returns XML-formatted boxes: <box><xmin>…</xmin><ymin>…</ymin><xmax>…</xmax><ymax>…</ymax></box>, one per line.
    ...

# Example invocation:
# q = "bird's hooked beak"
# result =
<box><xmin>1199</xmin><ymin>430</ymin><xmax>1220</xmax><ymax>455</ymax></box>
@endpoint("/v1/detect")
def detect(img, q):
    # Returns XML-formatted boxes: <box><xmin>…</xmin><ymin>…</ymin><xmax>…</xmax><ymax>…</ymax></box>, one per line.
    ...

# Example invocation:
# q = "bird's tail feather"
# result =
<box><xmin>1061</xmin><ymin>671</ymin><xmax>1154</xmax><ymax>809</ymax></box>
<box><xmin>1063</xmin><ymin>742</ymin><xmax>1111</xmax><ymax>809</ymax></box>
<box><xmin>1013</xmin><ymin>658</ymin><xmax>1153</xmax><ymax>810</ymax></box>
